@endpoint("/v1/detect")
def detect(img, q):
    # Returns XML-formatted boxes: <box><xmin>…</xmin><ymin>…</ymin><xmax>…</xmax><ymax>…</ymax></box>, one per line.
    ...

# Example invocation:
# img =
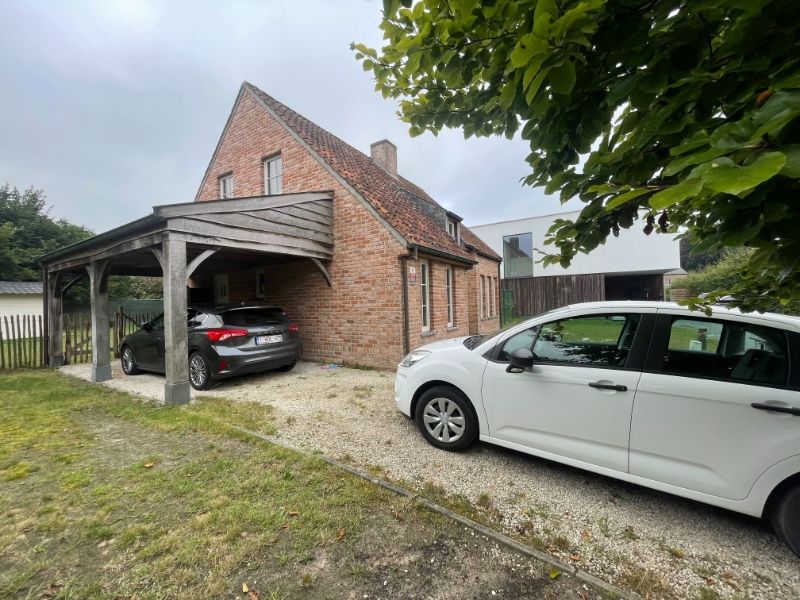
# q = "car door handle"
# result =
<box><xmin>751</xmin><ymin>403</ymin><xmax>800</xmax><ymax>416</ymax></box>
<box><xmin>588</xmin><ymin>381</ymin><xmax>628</xmax><ymax>392</ymax></box>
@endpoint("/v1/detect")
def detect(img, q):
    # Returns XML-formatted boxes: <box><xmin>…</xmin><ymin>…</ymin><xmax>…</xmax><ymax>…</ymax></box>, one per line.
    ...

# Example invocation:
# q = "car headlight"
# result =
<box><xmin>400</xmin><ymin>349</ymin><xmax>431</xmax><ymax>368</ymax></box>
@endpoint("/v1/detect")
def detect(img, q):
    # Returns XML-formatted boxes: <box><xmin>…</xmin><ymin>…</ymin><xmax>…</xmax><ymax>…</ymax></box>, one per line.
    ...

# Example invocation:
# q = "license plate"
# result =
<box><xmin>256</xmin><ymin>334</ymin><xmax>283</xmax><ymax>345</ymax></box>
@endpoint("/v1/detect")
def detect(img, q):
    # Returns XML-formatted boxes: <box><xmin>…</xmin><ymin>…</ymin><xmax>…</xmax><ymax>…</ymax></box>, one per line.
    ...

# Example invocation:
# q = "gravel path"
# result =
<box><xmin>62</xmin><ymin>361</ymin><xmax>800</xmax><ymax>599</ymax></box>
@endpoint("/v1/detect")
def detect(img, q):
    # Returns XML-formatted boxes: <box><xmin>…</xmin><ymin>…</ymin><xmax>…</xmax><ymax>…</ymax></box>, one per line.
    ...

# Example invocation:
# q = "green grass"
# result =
<box><xmin>0</xmin><ymin>370</ymin><xmax>453</xmax><ymax>599</ymax></box>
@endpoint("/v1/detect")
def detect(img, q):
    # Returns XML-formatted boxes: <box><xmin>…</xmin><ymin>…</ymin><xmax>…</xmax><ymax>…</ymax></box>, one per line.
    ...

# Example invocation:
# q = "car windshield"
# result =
<box><xmin>220</xmin><ymin>308</ymin><xmax>288</xmax><ymax>327</ymax></box>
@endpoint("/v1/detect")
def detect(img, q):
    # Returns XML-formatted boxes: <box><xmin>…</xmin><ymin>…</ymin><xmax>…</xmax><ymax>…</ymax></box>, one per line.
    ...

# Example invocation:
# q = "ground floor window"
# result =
<box><xmin>478</xmin><ymin>275</ymin><xmax>486</xmax><ymax>319</ymax></box>
<box><xmin>420</xmin><ymin>260</ymin><xmax>431</xmax><ymax>332</ymax></box>
<box><xmin>446</xmin><ymin>266</ymin><xmax>454</xmax><ymax>327</ymax></box>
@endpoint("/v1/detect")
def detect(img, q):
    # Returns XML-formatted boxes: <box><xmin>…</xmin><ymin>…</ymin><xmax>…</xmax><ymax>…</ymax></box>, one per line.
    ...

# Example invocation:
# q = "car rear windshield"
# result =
<box><xmin>220</xmin><ymin>308</ymin><xmax>288</xmax><ymax>327</ymax></box>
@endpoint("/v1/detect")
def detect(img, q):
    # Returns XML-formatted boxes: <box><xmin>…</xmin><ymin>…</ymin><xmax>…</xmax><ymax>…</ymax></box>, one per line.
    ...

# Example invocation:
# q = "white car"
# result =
<box><xmin>395</xmin><ymin>301</ymin><xmax>800</xmax><ymax>556</ymax></box>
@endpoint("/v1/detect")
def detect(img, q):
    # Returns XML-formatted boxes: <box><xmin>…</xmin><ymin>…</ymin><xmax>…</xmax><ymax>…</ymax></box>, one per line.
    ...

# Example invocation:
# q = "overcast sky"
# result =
<box><xmin>0</xmin><ymin>0</ymin><xmax>581</xmax><ymax>234</ymax></box>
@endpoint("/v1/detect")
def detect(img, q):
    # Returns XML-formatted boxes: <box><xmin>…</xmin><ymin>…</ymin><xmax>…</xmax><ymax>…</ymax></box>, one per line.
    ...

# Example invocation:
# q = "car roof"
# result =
<box><xmin>192</xmin><ymin>304</ymin><xmax>285</xmax><ymax>314</ymax></box>
<box><xmin>553</xmin><ymin>300</ymin><xmax>800</xmax><ymax>330</ymax></box>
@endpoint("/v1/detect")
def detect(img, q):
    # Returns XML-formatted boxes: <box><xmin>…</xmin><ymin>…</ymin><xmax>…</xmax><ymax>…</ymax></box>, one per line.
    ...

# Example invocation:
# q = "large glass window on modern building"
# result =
<box><xmin>502</xmin><ymin>232</ymin><xmax>533</xmax><ymax>278</ymax></box>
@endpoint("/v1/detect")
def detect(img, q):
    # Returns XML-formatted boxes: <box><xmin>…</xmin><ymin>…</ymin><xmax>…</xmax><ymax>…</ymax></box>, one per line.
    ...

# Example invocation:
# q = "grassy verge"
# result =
<box><xmin>0</xmin><ymin>372</ymin><xmax>465</xmax><ymax>599</ymax></box>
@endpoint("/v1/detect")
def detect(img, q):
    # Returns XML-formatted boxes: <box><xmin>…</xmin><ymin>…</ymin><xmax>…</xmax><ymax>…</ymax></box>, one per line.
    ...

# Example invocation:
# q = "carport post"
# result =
<box><xmin>88</xmin><ymin>260</ymin><xmax>112</xmax><ymax>382</ymax></box>
<box><xmin>46</xmin><ymin>269</ymin><xmax>64</xmax><ymax>367</ymax></box>
<box><xmin>162</xmin><ymin>236</ymin><xmax>190</xmax><ymax>405</ymax></box>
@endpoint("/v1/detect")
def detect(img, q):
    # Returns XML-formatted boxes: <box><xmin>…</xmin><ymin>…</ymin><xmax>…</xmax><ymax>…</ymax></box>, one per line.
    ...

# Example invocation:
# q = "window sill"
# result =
<box><xmin>447</xmin><ymin>326</ymin><xmax>458</xmax><ymax>332</ymax></box>
<box><xmin>421</xmin><ymin>330</ymin><xmax>436</xmax><ymax>338</ymax></box>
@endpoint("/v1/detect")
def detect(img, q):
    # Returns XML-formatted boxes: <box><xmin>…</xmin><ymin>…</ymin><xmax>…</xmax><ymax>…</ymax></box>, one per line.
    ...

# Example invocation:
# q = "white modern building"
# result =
<box><xmin>470</xmin><ymin>211</ymin><xmax>684</xmax><ymax>315</ymax></box>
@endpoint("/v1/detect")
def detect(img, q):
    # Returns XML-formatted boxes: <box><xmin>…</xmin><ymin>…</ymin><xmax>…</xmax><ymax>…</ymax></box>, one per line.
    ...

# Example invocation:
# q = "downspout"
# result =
<box><xmin>400</xmin><ymin>255</ymin><xmax>410</xmax><ymax>356</ymax></box>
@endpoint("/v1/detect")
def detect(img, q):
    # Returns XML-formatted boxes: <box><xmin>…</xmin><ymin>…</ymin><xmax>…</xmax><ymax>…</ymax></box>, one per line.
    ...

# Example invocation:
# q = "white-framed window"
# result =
<box><xmin>488</xmin><ymin>276</ymin><xmax>494</xmax><ymax>317</ymax></box>
<box><xmin>264</xmin><ymin>154</ymin><xmax>283</xmax><ymax>195</ymax></box>
<box><xmin>420</xmin><ymin>260</ymin><xmax>431</xmax><ymax>332</ymax></box>
<box><xmin>446</xmin><ymin>219</ymin><xmax>458</xmax><ymax>239</ymax></box>
<box><xmin>446</xmin><ymin>266</ymin><xmax>454</xmax><ymax>327</ymax></box>
<box><xmin>480</xmin><ymin>275</ymin><xmax>486</xmax><ymax>318</ymax></box>
<box><xmin>219</xmin><ymin>174</ymin><xmax>234</xmax><ymax>199</ymax></box>
<box><xmin>255</xmin><ymin>270</ymin><xmax>265</xmax><ymax>299</ymax></box>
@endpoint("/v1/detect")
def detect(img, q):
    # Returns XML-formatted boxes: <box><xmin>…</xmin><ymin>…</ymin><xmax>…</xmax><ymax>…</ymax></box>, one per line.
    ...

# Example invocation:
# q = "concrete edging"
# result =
<box><xmin>231</xmin><ymin>425</ymin><xmax>640</xmax><ymax>600</ymax></box>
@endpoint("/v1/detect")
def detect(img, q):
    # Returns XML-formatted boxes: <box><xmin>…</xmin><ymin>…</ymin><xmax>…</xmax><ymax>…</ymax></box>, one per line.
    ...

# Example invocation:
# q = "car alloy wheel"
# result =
<box><xmin>415</xmin><ymin>386</ymin><xmax>478</xmax><ymax>451</ymax></box>
<box><xmin>189</xmin><ymin>353</ymin><xmax>209</xmax><ymax>390</ymax></box>
<box><xmin>121</xmin><ymin>346</ymin><xmax>139</xmax><ymax>375</ymax></box>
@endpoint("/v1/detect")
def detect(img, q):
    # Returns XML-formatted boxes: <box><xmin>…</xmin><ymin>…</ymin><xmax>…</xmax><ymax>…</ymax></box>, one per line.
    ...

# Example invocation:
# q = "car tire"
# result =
<box><xmin>276</xmin><ymin>361</ymin><xmax>296</xmax><ymax>372</ymax></box>
<box><xmin>189</xmin><ymin>352</ymin><xmax>216</xmax><ymax>390</ymax></box>
<box><xmin>415</xmin><ymin>386</ymin><xmax>478</xmax><ymax>451</ymax></box>
<box><xmin>120</xmin><ymin>345</ymin><xmax>140</xmax><ymax>375</ymax></box>
<box><xmin>770</xmin><ymin>483</ymin><xmax>800</xmax><ymax>557</ymax></box>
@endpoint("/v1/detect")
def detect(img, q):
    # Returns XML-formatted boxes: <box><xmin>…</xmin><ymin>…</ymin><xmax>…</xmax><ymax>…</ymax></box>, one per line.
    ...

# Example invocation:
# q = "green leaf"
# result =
<box><xmin>549</xmin><ymin>61</ymin><xmax>576</xmax><ymax>95</ymax></box>
<box><xmin>548</xmin><ymin>567</ymin><xmax>561</xmax><ymax>580</ymax></box>
<box><xmin>702</xmin><ymin>152</ymin><xmax>786</xmax><ymax>197</ymax></box>
<box><xmin>606</xmin><ymin>188</ymin><xmax>650</xmax><ymax>210</ymax></box>
<box><xmin>664</xmin><ymin>147</ymin><xmax>729</xmax><ymax>176</ymax></box>
<box><xmin>534</xmin><ymin>0</ymin><xmax>558</xmax><ymax>23</ymax></box>
<box><xmin>649</xmin><ymin>179</ymin><xmax>704</xmax><ymax>210</ymax></box>
<box><xmin>779</xmin><ymin>144</ymin><xmax>800</xmax><ymax>178</ymax></box>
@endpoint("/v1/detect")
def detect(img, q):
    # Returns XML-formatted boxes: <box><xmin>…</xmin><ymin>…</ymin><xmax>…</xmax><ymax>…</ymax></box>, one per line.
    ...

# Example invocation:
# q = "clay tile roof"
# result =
<box><xmin>245</xmin><ymin>83</ymin><xmax>500</xmax><ymax>263</ymax></box>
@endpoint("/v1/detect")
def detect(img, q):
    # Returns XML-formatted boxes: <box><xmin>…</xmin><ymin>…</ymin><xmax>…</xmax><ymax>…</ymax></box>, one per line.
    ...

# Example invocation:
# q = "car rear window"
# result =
<box><xmin>220</xmin><ymin>308</ymin><xmax>288</xmax><ymax>327</ymax></box>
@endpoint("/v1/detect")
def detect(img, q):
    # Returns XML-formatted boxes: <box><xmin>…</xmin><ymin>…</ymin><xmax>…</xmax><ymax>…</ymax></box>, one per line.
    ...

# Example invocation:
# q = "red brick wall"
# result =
<box><xmin>404</xmin><ymin>257</ymin><xmax>471</xmax><ymax>351</ymax></box>
<box><xmin>197</xmin><ymin>91</ymin><xmax>406</xmax><ymax>369</ymax></box>
<box><xmin>471</xmin><ymin>253</ymin><xmax>502</xmax><ymax>335</ymax></box>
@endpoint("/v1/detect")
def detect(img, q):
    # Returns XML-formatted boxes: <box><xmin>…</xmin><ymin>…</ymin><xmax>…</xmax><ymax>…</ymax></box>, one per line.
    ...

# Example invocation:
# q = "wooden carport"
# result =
<box><xmin>39</xmin><ymin>192</ymin><xmax>333</xmax><ymax>405</ymax></box>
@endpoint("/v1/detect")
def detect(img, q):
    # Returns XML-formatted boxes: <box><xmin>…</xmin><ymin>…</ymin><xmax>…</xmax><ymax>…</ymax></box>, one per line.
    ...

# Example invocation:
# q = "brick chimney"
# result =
<box><xmin>370</xmin><ymin>139</ymin><xmax>398</xmax><ymax>178</ymax></box>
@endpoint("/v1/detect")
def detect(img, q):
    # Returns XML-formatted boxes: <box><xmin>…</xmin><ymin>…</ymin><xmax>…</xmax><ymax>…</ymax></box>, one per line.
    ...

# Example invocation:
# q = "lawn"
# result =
<box><xmin>0</xmin><ymin>370</ymin><xmax>589</xmax><ymax>600</ymax></box>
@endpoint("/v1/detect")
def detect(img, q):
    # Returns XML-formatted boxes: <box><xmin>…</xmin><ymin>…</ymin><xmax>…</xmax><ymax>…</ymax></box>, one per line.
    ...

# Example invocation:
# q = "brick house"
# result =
<box><xmin>193</xmin><ymin>82</ymin><xmax>501</xmax><ymax>369</ymax></box>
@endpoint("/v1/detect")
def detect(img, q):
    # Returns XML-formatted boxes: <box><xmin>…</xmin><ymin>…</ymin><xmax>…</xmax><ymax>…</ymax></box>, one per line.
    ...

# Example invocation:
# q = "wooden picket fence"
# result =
<box><xmin>0</xmin><ymin>310</ymin><xmax>158</xmax><ymax>371</ymax></box>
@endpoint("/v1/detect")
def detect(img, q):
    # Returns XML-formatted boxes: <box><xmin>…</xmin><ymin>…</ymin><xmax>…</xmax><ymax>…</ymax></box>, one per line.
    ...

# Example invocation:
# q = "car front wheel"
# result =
<box><xmin>415</xmin><ymin>386</ymin><xmax>478</xmax><ymax>451</ymax></box>
<box><xmin>121</xmin><ymin>346</ymin><xmax>140</xmax><ymax>375</ymax></box>
<box><xmin>189</xmin><ymin>352</ymin><xmax>216</xmax><ymax>390</ymax></box>
<box><xmin>771</xmin><ymin>483</ymin><xmax>800</xmax><ymax>557</ymax></box>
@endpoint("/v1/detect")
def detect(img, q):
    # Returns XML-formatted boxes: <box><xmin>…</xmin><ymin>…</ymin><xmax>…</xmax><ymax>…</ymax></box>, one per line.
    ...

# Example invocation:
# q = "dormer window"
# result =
<box><xmin>446</xmin><ymin>218</ymin><xmax>458</xmax><ymax>240</ymax></box>
<box><xmin>219</xmin><ymin>173</ymin><xmax>234</xmax><ymax>199</ymax></box>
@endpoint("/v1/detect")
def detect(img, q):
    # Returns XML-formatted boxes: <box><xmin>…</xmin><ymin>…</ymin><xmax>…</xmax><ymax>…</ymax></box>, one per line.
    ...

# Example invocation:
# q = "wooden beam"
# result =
<box><xmin>242</xmin><ymin>209</ymin><xmax>332</xmax><ymax>235</ymax></box>
<box><xmin>162</xmin><ymin>236</ymin><xmax>190</xmax><ymax>405</ymax></box>
<box><xmin>46</xmin><ymin>231</ymin><xmax>167</xmax><ymax>272</ymax></box>
<box><xmin>62</xmin><ymin>273</ymin><xmax>87</xmax><ymax>294</ymax></box>
<box><xmin>312</xmin><ymin>258</ymin><xmax>332</xmax><ymax>287</ymax></box>
<box><xmin>87</xmin><ymin>260</ymin><xmax>112</xmax><ymax>382</ymax></box>
<box><xmin>273</xmin><ymin>205</ymin><xmax>333</xmax><ymax>228</ymax></box>
<box><xmin>150</xmin><ymin>247</ymin><xmax>164</xmax><ymax>270</ymax></box>
<box><xmin>168</xmin><ymin>218</ymin><xmax>333</xmax><ymax>256</ymax></box>
<box><xmin>186</xmin><ymin>248</ymin><xmax>218</xmax><ymax>278</ymax></box>
<box><xmin>188</xmin><ymin>212</ymin><xmax>333</xmax><ymax>244</ymax></box>
<box><xmin>153</xmin><ymin>192</ymin><xmax>333</xmax><ymax>218</ymax></box>
<box><xmin>170</xmin><ymin>233</ymin><xmax>333</xmax><ymax>260</ymax></box>
<box><xmin>46</xmin><ymin>270</ymin><xmax>64</xmax><ymax>367</ymax></box>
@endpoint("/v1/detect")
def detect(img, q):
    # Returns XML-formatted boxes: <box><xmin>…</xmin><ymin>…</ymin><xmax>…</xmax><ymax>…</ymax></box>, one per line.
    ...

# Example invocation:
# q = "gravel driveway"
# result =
<box><xmin>62</xmin><ymin>361</ymin><xmax>800</xmax><ymax>599</ymax></box>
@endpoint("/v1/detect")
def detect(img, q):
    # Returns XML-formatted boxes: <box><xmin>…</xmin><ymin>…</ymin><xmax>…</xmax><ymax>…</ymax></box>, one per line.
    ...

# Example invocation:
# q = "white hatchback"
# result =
<box><xmin>395</xmin><ymin>301</ymin><xmax>800</xmax><ymax>557</ymax></box>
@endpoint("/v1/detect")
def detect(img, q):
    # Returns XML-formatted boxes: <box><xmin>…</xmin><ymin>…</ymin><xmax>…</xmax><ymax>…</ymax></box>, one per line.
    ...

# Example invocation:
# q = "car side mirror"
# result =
<box><xmin>506</xmin><ymin>348</ymin><xmax>534</xmax><ymax>373</ymax></box>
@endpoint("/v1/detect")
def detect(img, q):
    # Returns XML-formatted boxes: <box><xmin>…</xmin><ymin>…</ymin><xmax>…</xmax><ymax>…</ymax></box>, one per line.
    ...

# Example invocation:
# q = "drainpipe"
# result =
<box><xmin>400</xmin><ymin>255</ymin><xmax>410</xmax><ymax>356</ymax></box>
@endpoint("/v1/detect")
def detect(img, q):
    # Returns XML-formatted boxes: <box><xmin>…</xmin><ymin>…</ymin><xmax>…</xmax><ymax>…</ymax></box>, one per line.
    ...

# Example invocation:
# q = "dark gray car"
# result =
<box><xmin>119</xmin><ymin>304</ymin><xmax>301</xmax><ymax>389</ymax></box>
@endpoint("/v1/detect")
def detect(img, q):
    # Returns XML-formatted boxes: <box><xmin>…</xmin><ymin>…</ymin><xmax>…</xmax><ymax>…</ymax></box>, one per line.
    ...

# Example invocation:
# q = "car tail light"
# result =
<box><xmin>288</xmin><ymin>323</ymin><xmax>299</xmax><ymax>334</ymax></box>
<box><xmin>219</xmin><ymin>359</ymin><xmax>229</xmax><ymax>371</ymax></box>
<box><xmin>205</xmin><ymin>328</ymin><xmax>248</xmax><ymax>342</ymax></box>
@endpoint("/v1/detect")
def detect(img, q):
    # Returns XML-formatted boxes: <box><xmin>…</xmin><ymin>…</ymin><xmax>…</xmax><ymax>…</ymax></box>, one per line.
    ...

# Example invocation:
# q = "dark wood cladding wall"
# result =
<box><xmin>502</xmin><ymin>274</ymin><xmax>605</xmax><ymax>316</ymax></box>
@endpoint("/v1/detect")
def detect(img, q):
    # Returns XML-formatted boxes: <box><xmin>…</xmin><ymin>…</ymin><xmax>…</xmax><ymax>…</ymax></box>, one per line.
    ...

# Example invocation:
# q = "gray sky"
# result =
<box><xmin>0</xmin><ymin>0</ymin><xmax>579</xmax><ymax>234</ymax></box>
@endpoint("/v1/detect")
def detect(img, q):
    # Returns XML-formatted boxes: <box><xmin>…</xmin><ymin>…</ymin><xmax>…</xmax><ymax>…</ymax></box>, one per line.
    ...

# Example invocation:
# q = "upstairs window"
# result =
<box><xmin>264</xmin><ymin>155</ymin><xmax>283</xmax><ymax>195</ymax></box>
<box><xmin>446</xmin><ymin>219</ymin><xmax>458</xmax><ymax>240</ymax></box>
<box><xmin>503</xmin><ymin>232</ymin><xmax>533</xmax><ymax>278</ymax></box>
<box><xmin>219</xmin><ymin>174</ymin><xmax>234</xmax><ymax>199</ymax></box>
